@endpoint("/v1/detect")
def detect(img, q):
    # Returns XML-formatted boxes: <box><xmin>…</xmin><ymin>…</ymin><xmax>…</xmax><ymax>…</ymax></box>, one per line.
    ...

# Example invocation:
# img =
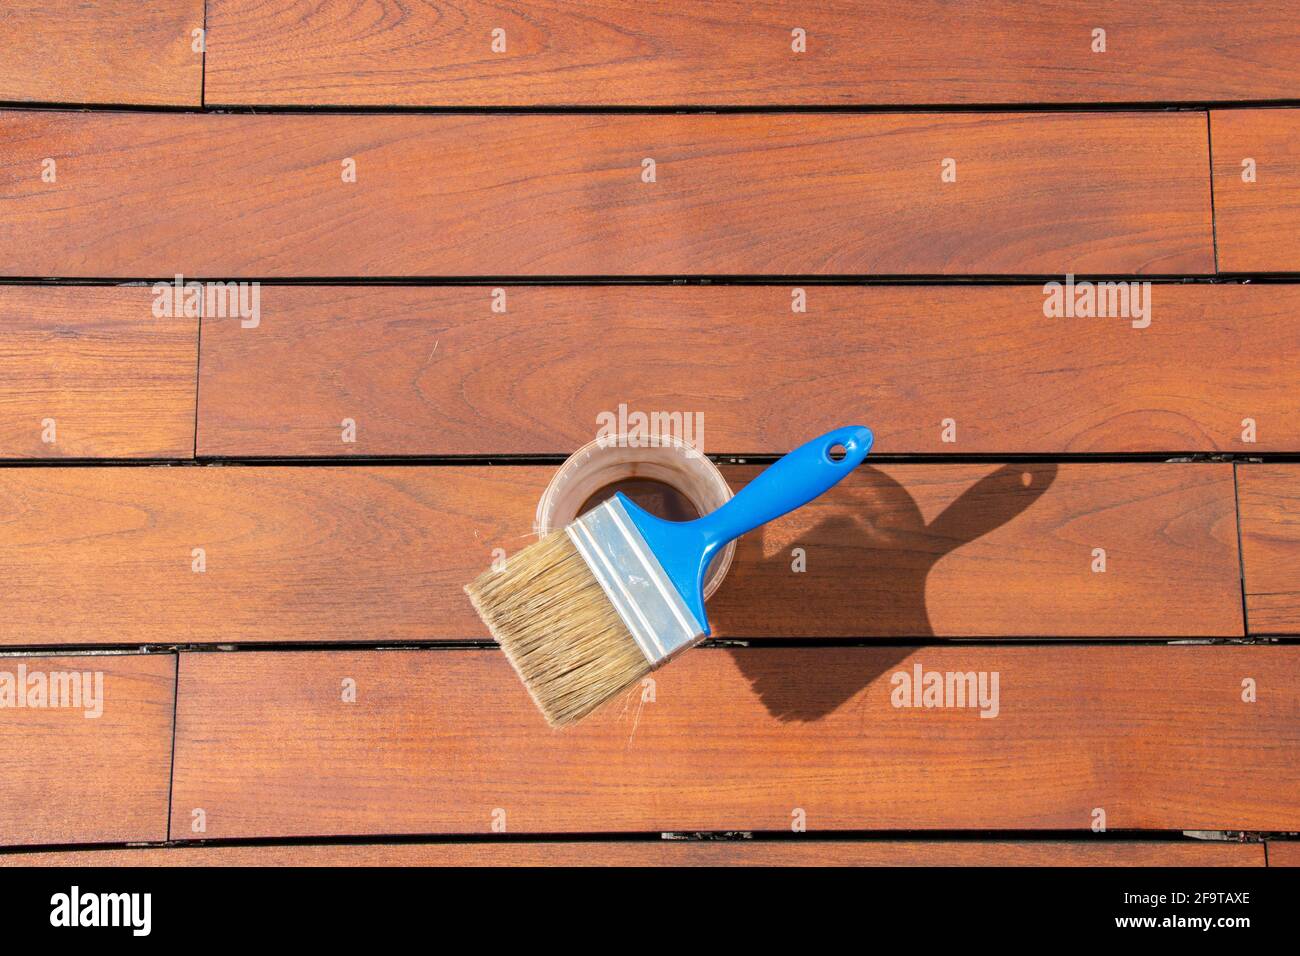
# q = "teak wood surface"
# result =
<box><xmin>0</xmin><ymin>0</ymin><xmax>203</xmax><ymax>106</ymax></box>
<box><xmin>196</xmin><ymin>284</ymin><xmax>1300</xmax><ymax>456</ymax></box>
<box><xmin>0</xmin><ymin>286</ymin><xmax>198</xmax><ymax>459</ymax></box>
<box><xmin>204</xmin><ymin>1</ymin><xmax>1300</xmax><ymax>107</ymax></box>
<box><xmin>1211</xmin><ymin>109</ymin><xmax>1300</xmax><ymax>273</ymax></box>
<box><xmin>169</xmin><ymin>646</ymin><xmax>1300</xmax><ymax>837</ymax></box>
<box><xmin>0</xmin><ymin>0</ymin><xmax>1297</xmax><ymax>860</ymax></box>
<box><xmin>1238</xmin><ymin>465</ymin><xmax>1300</xmax><ymax>636</ymax></box>
<box><xmin>0</xmin><ymin>653</ymin><xmax>175</xmax><ymax>847</ymax></box>
<box><xmin>1269</xmin><ymin>843</ymin><xmax>1300</xmax><ymax>867</ymax></box>
<box><xmin>0</xmin><ymin>841</ymin><xmax>1268</xmax><ymax>868</ymax></box>
<box><xmin>0</xmin><ymin>463</ymin><xmax>1241</xmax><ymax>645</ymax></box>
<box><xmin>0</xmin><ymin>111</ymin><xmax>1214</xmax><ymax>277</ymax></box>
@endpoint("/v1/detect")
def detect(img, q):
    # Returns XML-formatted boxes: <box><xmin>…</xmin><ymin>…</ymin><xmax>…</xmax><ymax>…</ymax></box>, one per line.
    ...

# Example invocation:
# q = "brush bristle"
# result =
<box><xmin>465</xmin><ymin>531</ymin><xmax>650</xmax><ymax>727</ymax></box>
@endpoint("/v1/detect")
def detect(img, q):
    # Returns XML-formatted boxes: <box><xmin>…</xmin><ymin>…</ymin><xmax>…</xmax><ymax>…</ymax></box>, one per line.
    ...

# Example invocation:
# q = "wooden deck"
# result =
<box><xmin>1</xmin><ymin>1</ymin><xmax>1297</xmax><ymax>867</ymax></box>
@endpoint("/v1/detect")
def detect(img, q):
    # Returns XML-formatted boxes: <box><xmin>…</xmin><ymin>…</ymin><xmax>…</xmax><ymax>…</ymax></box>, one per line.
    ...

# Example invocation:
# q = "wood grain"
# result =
<box><xmin>0</xmin><ymin>1</ymin><xmax>203</xmax><ymax>106</ymax></box>
<box><xmin>1268</xmin><ymin>842</ymin><xmax>1300</xmax><ymax>866</ymax></box>
<box><xmin>0</xmin><ymin>841</ymin><xmax>1266</xmax><ymax>867</ymax></box>
<box><xmin>170</xmin><ymin>646</ymin><xmax>1300</xmax><ymax>836</ymax></box>
<box><xmin>204</xmin><ymin>1</ymin><xmax>1300</xmax><ymax>107</ymax></box>
<box><xmin>714</xmin><ymin>462</ymin><xmax>1241</xmax><ymax>639</ymax></box>
<box><xmin>0</xmin><ymin>463</ymin><xmax>1241</xmax><ymax>645</ymax></box>
<box><xmin>198</xmin><ymin>284</ymin><xmax>1300</xmax><ymax>456</ymax></box>
<box><xmin>1237</xmin><ymin>465</ymin><xmax>1300</xmax><ymax>635</ymax></box>
<box><xmin>0</xmin><ymin>111</ymin><xmax>1214</xmax><ymax>277</ymax></box>
<box><xmin>0</xmin><ymin>286</ymin><xmax>197</xmax><ymax>459</ymax></box>
<box><xmin>1211</xmin><ymin>110</ymin><xmax>1300</xmax><ymax>272</ymax></box>
<box><xmin>0</xmin><ymin>653</ymin><xmax>175</xmax><ymax>847</ymax></box>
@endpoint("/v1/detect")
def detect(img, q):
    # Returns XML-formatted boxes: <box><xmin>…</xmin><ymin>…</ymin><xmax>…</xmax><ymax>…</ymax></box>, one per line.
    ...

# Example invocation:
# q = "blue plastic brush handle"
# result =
<box><xmin>693</xmin><ymin>425</ymin><xmax>874</xmax><ymax>552</ymax></box>
<box><xmin>616</xmin><ymin>425</ymin><xmax>873</xmax><ymax>635</ymax></box>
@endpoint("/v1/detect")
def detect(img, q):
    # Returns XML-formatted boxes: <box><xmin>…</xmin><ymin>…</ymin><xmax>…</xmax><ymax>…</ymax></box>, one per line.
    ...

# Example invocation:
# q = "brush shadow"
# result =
<box><xmin>728</xmin><ymin>463</ymin><xmax>1059</xmax><ymax>722</ymax></box>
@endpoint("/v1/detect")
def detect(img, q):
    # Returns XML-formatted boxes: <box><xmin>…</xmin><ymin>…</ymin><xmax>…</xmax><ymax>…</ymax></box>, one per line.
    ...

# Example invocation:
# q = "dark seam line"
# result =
<box><xmin>1206</xmin><ymin>110</ymin><xmax>1222</xmax><ymax>273</ymax></box>
<box><xmin>200</xmin><ymin>0</ymin><xmax>208</xmax><ymax>108</ymax></box>
<box><xmin>0</xmin><ymin>453</ymin><xmax>1293</xmax><ymax>467</ymax></box>
<box><xmin>191</xmin><ymin>311</ymin><xmax>202</xmax><ymax>459</ymax></box>
<box><xmin>0</xmin><ymin>637</ymin><xmax>1289</xmax><ymax>655</ymax></box>
<box><xmin>4</xmin><ymin>101</ymin><xmax>1300</xmax><ymax>115</ymax></box>
<box><xmin>192</xmin><ymin>452</ymin><xmax>1283</xmax><ymax>464</ymax></box>
<box><xmin>164</xmin><ymin>653</ymin><xmax>180</xmax><ymax>842</ymax></box>
<box><xmin>1232</xmin><ymin>463</ymin><xmax>1253</xmax><ymax>639</ymax></box>
<box><xmin>0</xmin><ymin>274</ymin><xmax>1262</xmax><ymax>286</ymax></box>
<box><xmin>0</xmin><ymin>829</ymin><xmax>1267</xmax><ymax>856</ymax></box>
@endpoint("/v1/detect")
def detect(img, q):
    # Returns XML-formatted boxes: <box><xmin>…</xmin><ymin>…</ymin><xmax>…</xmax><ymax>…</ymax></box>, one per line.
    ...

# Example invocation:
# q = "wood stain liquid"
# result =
<box><xmin>578</xmin><ymin>478</ymin><xmax>700</xmax><ymax>521</ymax></box>
<box><xmin>536</xmin><ymin>437</ymin><xmax>736</xmax><ymax>599</ymax></box>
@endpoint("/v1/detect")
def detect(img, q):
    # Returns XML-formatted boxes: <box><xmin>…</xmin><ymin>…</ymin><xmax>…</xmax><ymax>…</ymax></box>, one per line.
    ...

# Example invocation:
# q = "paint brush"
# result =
<box><xmin>465</xmin><ymin>425</ymin><xmax>873</xmax><ymax>726</ymax></box>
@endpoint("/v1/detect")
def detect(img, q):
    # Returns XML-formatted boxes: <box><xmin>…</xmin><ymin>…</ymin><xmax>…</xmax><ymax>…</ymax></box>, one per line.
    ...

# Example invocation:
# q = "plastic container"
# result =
<box><xmin>535</xmin><ymin>435</ymin><xmax>736</xmax><ymax>600</ymax></box>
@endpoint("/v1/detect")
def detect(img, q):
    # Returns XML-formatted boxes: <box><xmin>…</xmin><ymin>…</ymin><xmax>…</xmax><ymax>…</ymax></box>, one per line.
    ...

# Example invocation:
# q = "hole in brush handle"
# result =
<box><xmin>827</xmin><ymin>425</ymin><xmax>874</xmax><ymax>470</ymax></box>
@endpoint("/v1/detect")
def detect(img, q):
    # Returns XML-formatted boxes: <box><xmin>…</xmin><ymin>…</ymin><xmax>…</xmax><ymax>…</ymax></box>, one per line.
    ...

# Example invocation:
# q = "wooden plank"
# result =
<box><xmin>170</xmin><ymin>646</ymin><xmax>1300</xmax><ymax>836</ymax></box>
<box><xmin>0</xmin><ymin>1</ymin><xmax>203</xmax><ymax>106</ymax></box>
<box><xmin>1237</xmin><ymin>465</ymin><xmax>1300</xmax><ymax>635</ymax></box>
<box><xmin>1268</xmin><ymin>842</ymin><xmax>1300</xmax><ymax>866</ymax></box>
<box><xmin>0</xmin><ymin>286</ymin><xmax>198</xmax><ymax>459</ymax></box>
<box><xmin>205</xmin><ymin>1</ymin><xmax>1300</xmax><ymax>107</ymax></box>
<box><xmin>0</xmin><ymin>841</ymin><xmax>1267</xmax><ymax>867</ymax></box>
<box><xmin>0</xmin><ymin>653</ymin><xmax>175</xmax><ymax>847</ymax></box>
<box><xmin>199</xmin><ymin>284</ymin><xmax>1300</xmax><ymax>456</ymax></box>
<box><xmin>1211</xmin><ymin>109</ymin><xmax>1300</xmax><ymax>272</ymax></box>
<box><xmin>714</xmin><ymin>462</ymin><xmax>1241</xmax><ymax>639</ymax></box>
<box><xmin>0</xmin><ymin>111</ymin><xmax>1214</xmax><ymax>278</ymax></box>
<box><xmin>0</xmin><ymin>463</ymin><xmax>1241</xmax><ymax>645</ymax></box>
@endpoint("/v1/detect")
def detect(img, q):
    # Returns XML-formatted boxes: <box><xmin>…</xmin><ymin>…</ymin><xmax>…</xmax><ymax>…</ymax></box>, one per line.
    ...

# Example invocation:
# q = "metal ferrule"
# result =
<box><xmin>566</xmin><ymin>497</ymin><xmax>705</xmax><ymax>667</ymax></box>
